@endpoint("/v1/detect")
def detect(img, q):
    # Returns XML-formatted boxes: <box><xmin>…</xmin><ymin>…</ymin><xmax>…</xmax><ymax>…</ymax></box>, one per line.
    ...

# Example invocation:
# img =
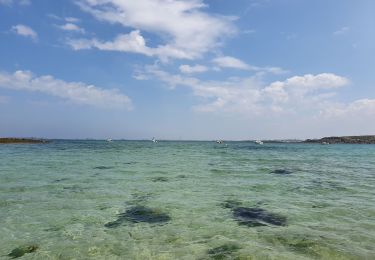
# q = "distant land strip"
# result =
<box><xmin>0</xmin><ymin>138</ymin><xmax>49</xmax><ymax>144</ymax></box>
<box><xmin>304</xmin><ymin>135</ymin><xmax>375</xmax><ymax>144</ymax></box>
<box><xmin>1</xmin><ymin>136</ymin><xmax>375</xmax><ymax>144</ymax></box>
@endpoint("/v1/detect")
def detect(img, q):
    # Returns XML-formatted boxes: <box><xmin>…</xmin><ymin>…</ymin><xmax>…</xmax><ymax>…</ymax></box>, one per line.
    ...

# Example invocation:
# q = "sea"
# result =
<box><xmin>0</xmin><ymin>140</ymin><xmax>374</xmax><ymax>259</ymax></box>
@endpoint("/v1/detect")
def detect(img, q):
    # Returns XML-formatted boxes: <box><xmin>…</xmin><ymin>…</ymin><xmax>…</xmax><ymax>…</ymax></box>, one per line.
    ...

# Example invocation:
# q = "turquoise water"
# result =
<box><xmin>0</xmin><ymin>141</ymin><xmax>374</xmax><ymax>259</ymax></box>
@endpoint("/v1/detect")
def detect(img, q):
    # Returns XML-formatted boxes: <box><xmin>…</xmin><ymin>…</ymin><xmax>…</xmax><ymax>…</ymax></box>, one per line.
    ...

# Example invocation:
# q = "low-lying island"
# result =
<box><xmin>0</xmin><ymin>138</ymin><xmax>49</xmax><ymax>144</ymax></box>
<box><xmin>304</xmin><ymin>135</ymin><xmax>375</xmax><ymax>144</ymax></box>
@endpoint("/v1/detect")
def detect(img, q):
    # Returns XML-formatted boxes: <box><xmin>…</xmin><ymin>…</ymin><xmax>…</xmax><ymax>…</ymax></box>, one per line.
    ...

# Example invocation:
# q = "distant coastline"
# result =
<box><xmin>304</xmin><ymin>135</ymin><xmax>375</xmax><ymax>144</ymax></box>
<box><xmin>1</xmin><ymin>136</ymin><xmax>375</xmax><ymax>144</ymax></box>
<box><xmin>0</xmin><ymin>138</ymin><xmax>49</xmax><ymax>144</ymax></box>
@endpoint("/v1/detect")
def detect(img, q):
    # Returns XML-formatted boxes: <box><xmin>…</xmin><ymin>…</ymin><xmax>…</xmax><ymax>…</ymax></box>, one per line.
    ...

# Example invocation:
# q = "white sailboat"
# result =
<box><xmin>255</xmin><ymin>140</ymin><xmax>263</xmax><ymax>145</ymax></box>
<box><xmin>152</xmin><ymin>137</ymin><xmax>158</xmax><ymax>143</ymax></box>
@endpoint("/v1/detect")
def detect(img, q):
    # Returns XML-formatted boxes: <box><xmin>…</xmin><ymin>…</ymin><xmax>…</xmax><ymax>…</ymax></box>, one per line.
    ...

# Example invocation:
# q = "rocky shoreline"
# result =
<box><xmin>304</xmin><ymin>135</ymin><xmax>375</xmax><ymax>144</ymax></box>
<box><xmin>0</xmin><ymin>138</ymin><xmax>49</xmax><ymax>144</ymax></box>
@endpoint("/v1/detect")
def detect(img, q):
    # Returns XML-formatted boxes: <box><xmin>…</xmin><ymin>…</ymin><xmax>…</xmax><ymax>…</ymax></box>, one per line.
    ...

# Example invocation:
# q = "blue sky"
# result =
<box><xmin>1</xmin><ymin>0</ymin><xmax>374</xmax><ymax>140</ymax></box>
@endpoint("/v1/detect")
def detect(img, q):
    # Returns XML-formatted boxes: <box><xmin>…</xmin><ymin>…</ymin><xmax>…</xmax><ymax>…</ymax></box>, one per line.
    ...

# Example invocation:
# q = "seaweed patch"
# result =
<box><xmin>7</xmin><ymin>245</ymin><xmax>38</xmax><ymax>259</ymax></box>
<box><xmin>94</xmin><ymin>166</ymin><xmax>114</xmax><ymax>170</ymax></box>
<box><xmin>207</xmin><ymin>243</ymin><xmax>241</xmax><ymax>259</ymax></box>
<box><xmin>105</xmin><ymin>206</ymin><xmax>171</xmax><ymax>228</ymax></box>
<box><xmin>232</xmin><ymin>207</ymin><xmax>287</xmax><ymax>227</ymax></box>
<box><xmin>270</xmin><ymin>169</ymin><xmax>292</xmax><ymax>175</ymax></box>
<box><xmin>151</xmin><ymin>177</ymin><xmax>169</xmax><ymax>182</ymax></box>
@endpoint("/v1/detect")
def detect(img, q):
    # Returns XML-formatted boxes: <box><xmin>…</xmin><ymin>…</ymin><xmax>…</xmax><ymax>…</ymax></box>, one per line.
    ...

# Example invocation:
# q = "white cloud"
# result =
<box><xmin>212</xmin><ymin>56</ymin><xmax>251</xmax><ymax>70</ymax></box>
<box><xmin>141</xmin><ymin>65</ymin><xmax>350</xmax><ymax>115</ymax></box>
<box><xmin>68</xmin><ymin>30</ymin><xmax>152</xmax><ymax>56</ymax></box>
<box><xmin>0</xmin><ymin>70</ymin><xmax>132</xmax><ymax>109</ymax></box>
<box><xmin>212</xmin><ymin>56</ymin><xmax>287</xmax><ymax>74</ymax></box>
<box><xmin>0</xmin><ymin>0</ymin><xmax>30</xmax><ymax>6</ymax></box>
<box><xmin>69</xmin><ymin>30</ymin><xmax>200</xmax><ymax>60</ymax></box>
<box><xmin>11</xmin><ymin>24</ymin><xmax>37</xmax><ymax>41</ymax></box>
<box><xmin>65</xmin><ymin>17</ymin><xmax>80</xmax><ymax>23</ymax></box>
<box><xmin>322</xmin><ymin>99</ymin><xmax>375</xmax><ymax>118</ymax></box>
<box><xmin>334</xmin><ymin>26</ymin><xmax>350</xmax><ymax>35</ymax></box>
<box><xmin>47</xmin><ymin>14</ymin><xmax>61</xmax><ymax>20</ymax></box>
<box><xmin>59</xmin><ymin>23</ymin><xmax>85</xmax><ymax>33</ymax></box>
<box><xmin>48</xmin><ymin>15</ymin><xmax>81</xmax><ymax>23</ymax></box>
<box><xmin>179</xmin><ymin>64</ymin><xmax>208</xmax><ymax>74</ymax></box>
<box><xmin>265</xmin><ymin>73</ymin><xmax>349</xmax><ymax>98</ymax></box>
<box><xmin>73</xmin><ymin>0</ymin><xmax>235</xmax><ymax>60</ymax></box>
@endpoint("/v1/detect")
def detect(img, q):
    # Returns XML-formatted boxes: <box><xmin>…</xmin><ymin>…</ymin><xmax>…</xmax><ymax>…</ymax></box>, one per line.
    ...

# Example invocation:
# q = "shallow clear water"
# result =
<box><xmin>0</xmin><ymin>141</ymin><xmax>374</xmax><ymax>259</ymax></box>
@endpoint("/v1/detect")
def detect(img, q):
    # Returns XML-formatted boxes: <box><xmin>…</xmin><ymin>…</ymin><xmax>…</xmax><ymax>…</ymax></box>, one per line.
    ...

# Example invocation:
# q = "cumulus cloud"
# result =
<box><xmin>212</xmin><ymin>56</ymin><xmax>251</xmax><ymax>70</ymax></box>
<box><xmin>68</xmin><ymin>30</ymin><xmax>152</xmax><ymax>56</ymax></box>
<box><xmin>0</xmin><ymin>70</ymin><xmax>132</xmax><ymax>109</ymax></box>
<box><xmin>143</xmin><ymin>65</ymin><xmax>265</xmax><ymax>113</ymax></box>
<box><xmin>72</xmin><ymin>0</ymin><xmax>235</xmax><ymax>60</ymax></box>
<box><xmin>140</xmin><ymin>65</ymin><xmax>350</xmax><ymax>114</ymax></box>
<box><xmin>59</xmin><ymin>23</ymin><xmax>85</xmax><ymax>33</ymax></box>
<box><xmin>212</xmin><ymin>56</ymin><xmax>287</xmax><ymax>74</ymax></box>
<box><xmin>322</xmin><ymin>99</ymin><xmax>375</xmax><ymax>118</ymax></box>
<box><xmin>265</xmin><ymin>73</ymin><xmax>349</xmax><ymax>99</ymax></box>
<box><xmin>11</xmin><ymin>24</ymin><xmax>37</xmax><ymax>41</ymax></box>
<box><xmin>179</xmin><ymin>64</ymin><xmax>208</xmax><ymax>74</ymax></box>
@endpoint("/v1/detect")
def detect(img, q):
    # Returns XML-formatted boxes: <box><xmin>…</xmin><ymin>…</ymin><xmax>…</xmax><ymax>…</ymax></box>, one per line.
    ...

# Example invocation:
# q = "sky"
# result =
<box><xmin>1</xmin><ymin>0</ymin><xmax>375</xmax><ymax>140</ymax></box>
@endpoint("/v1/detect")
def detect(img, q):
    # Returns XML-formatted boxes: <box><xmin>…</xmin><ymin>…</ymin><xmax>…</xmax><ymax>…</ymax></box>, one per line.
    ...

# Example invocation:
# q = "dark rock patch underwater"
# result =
<box><xmin>221</xmin><ymin>200</ymin><xmax>287</xmax><ymax>227</ymax></box>
<box><xmin>7</xmin><ymin>245</ymin><xmax>38</xmax><ymax>258</ymax></box>
<box><xmin>151</xmin><ymin>176</ymin><xmax>169</xmax><ymax>182</ymax></box>
<box><xmin>105</xmin><ymin>206</ymin><xmax>171</xmax><ymax>228</ymax></box>
<box><xmin>233</xmin><ymin>207</ymin><xmax>287</xmax><ymax>227</ymax></box>
<box><xmin>271</xmin><ymin>169</ymin><xmax>292</xmax><ymax>175</ymax></box>
<box><xmin>94</xmin><ymin>166</ymin><xmax>114</xmax><ymax>170</ymax></box>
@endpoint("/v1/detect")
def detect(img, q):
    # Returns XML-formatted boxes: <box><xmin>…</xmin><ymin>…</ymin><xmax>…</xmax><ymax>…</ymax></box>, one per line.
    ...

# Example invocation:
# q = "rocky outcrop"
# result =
<box><xmin>0</xmin><ymin>138</ymin><xmax>49</xmax><ymax>144</ymax></box>
<box><xmin>304</xmin><ymin>135</ymin><xmax>375</xmax><ymax>144</ymax></box>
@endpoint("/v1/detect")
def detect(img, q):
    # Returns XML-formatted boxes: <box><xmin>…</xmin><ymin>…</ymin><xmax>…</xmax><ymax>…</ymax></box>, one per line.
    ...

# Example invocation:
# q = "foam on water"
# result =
<box><xmin>0</xmin><ymin>141</ymin><xmax>374</xmax><ymax>259</ymax></box>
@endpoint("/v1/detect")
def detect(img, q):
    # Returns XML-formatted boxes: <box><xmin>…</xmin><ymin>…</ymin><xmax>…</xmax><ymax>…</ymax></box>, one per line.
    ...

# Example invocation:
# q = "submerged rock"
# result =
<box><xmin>232</xmin><ymin>207</ymin><xmax>287</xmax><ymax>227</ymax></box>
<box><xmin>7</xmin><ymin>245</ymin><xmax>38</xmax><ymax>258</ymax></box>
<box><xmin>104</xmin><ymin>219</ymin><xmax>123</xmax><ymax>228</ymax></box>
<box><xmin>0</xmin><ymin>138</ymin><xmax>48</xmax><ymax>144</ymax></box>
<box><xmin>123</xmin><ymin>161</ymin><xmax>137</xmax><ymax>165</ymax></box>
<box><xmin>271</xmin><ymin>169</ymin><xmax>292</xmax><ymax>175</ymax></box>
<box><xmin>207</xmin><ymin>243</ymin><xmax>241</xmax><ymax>259</ymax></box>
<box><xmin>52</xmin><ymin>178</ymin><xmax>69</xmax><ymax>183</ymax></box>
<box><xmin>151</xmin><ymin>177</ymin><xmax>168</xmax><ymax>182</ymax></box>
<box><xmin>94</xmin><ymin>166</ymin><xmax>114</xmax><ymax>170</ymax></box>
<box><xmin>105</xmin><ymin>206</ymin><xmax>170</xmax><ymax>228</ymax></box>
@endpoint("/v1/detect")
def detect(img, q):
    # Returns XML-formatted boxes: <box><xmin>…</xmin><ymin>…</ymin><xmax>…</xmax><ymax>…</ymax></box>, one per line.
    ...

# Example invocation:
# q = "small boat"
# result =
<box><xmin>106</xmin><ymin>138</ymin><xmax>113</xmax><ymax>142</ymax></box>
<box><xmin>255</xmin><ymin>140</ymin><xmax>263</xmax><ymax>145</ymax></box>
<box><xmin>216</xmin><ymin>140</ymin><xmax>224</xmax><ymax>144</ymax></box>
<box><xmin>321</xmin><ymin>142</ymin><xmax>329</xmax><ymax>145</ymax></box>
<box><xmin>152</xmin><ymin>137</ymin><xmax>158</xmax><ymax>143</ymax></box>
